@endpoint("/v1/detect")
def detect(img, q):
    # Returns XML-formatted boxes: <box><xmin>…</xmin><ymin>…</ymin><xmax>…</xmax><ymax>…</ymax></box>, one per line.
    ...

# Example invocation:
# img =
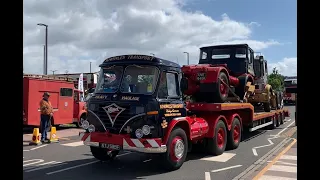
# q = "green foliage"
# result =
<box><xmin>268</xmin><ymin>67</ymin><xmax>285</xmax><ymax>91</ymax></box>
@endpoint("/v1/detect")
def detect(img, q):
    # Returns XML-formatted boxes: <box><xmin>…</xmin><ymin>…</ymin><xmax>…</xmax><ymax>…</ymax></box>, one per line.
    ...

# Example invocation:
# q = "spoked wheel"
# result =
<box><xmin>213</xmin><ymin>72</ymin><xmax>229</xmax><ymax>103</ymax></box>
<box><xmin>227</xmin><ymin>117</ymin><xmax>241</xmax><ymax>150</ymax></box>
<box><xmin>90</xmin><ymin>146</ymin><xmax>119</xmax><ymax>161</ymax></box>
<box><xmin>162</xmin><ymin>127</ymin><xmax>188</xmax><ymax>171</ymax></box>
<box><xmin>206</xmin><ymin>120</ymin><xmax>227</xmax><ymax>155</ymax></box>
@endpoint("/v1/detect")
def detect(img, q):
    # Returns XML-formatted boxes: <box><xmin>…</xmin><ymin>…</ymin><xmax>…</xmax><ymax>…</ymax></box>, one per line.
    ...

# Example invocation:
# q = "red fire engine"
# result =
<box><xmin>23</xmin><ymin>74</ymin><xmax>87</xmax><ymax>127</ymax></box>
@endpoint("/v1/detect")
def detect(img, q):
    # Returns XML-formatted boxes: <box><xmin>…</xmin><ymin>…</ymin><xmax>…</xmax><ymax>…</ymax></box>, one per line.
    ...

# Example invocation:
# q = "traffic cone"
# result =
<box><xmin>48</xmin><ymin>126</ymin><xmax>59</xmax><ymax>143</ymax></box>
<box><xmin>29</xmin><ymin>128</ymin><xmax>41</xmax><ymax>145</ymax></box>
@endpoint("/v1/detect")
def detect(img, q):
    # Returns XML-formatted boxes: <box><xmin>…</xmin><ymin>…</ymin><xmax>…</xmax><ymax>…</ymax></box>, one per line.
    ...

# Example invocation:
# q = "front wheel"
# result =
<box><xmin>161</xmin><ymin>127</ymin><xmax>188</xmax><ymax>171</ymax></box>
<box><xmin>90</xmin><ymin>146</ymin><xmax>119</xmax><ymax>161</ymax></box>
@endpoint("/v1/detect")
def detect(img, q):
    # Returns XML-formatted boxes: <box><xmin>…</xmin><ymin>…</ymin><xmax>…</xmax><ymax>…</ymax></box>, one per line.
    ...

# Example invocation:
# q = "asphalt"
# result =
<box><xmin>23</xmin><ymin>105</ymin><xmax>296</xmax><ymax>180</ymax></box>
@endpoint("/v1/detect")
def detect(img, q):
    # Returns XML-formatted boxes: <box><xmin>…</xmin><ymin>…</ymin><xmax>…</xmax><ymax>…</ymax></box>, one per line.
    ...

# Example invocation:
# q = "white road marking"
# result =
<box><xmin>30</xmin><ymin>144</ymin><xmax>48</xmax><ymax>151</ymax></box>
<box><xmin>252</xmin><ymin>121</ymin><xmax>295</xmax><ymax>156</ymax></box>
<box><xmin>211</xmin><ymin>165</ymin><xmax>242</xmax><ymax>173</ymax></box>
<box><xmin>200</xmin><ymin>153</ymin><xmax>236</xmax><ymax>162</ymax></box>
<box><xmin>23</xmin><ymin>159</ymin><xmax>45</xmax><ymax>167</ymax></box>
<box><xmin>46</xmin><ymin>152</ymin><xmax>131</xmax><ymax>175</ymax></box>
<box><xmin>26</xmin><ymin>162</ymin><xmax>67</xmax><ymax>172</ymax></box>
<box><xmin>205</xmin><ymin>172</ymin><xmax>211</xmax><ymax>180</ymax></box>
<box><xmin>46</xmin><ymin>160</ymin><xmax>99</xmax><ymax>175</ymax></box>
<box><xmin>279</xmin><ymin>155</ymin><xmax>297</xmax><ymax>161</ymax></box>
<box><xmin>287</xmin><ymin>119</ymin><xmax>291</xmax><ymax>122</ymax></box>
<box><xmin>260</xmin><ymin>175</ymin><xmax>296</xmax><ymax>180</ymax></box>
<box><xmin>23</xmin><ymin>150</ymin><xmax>30</xmax><ymax>152</ymax></box>
<box><xmin>61</xmin><ymin>141</ymin><xmax>84</xmax><ymax>147</ymax></box>
<box><xmin>268</xmin><ymin>165</ymin><xmax>297</xmax><ymax>173</ymax></box>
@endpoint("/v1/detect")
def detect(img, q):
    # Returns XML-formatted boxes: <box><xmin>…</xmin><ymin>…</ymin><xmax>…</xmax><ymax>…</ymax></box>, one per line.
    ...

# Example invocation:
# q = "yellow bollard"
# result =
<box><xmin>48</xmin><ymin>126</ymin><xmax>59</xmax><ymax>143</ymax></box>
<box><xmin>29</xmin><ymin>128</ymin><xmax>41</xmax><ymax>145</ymax></box>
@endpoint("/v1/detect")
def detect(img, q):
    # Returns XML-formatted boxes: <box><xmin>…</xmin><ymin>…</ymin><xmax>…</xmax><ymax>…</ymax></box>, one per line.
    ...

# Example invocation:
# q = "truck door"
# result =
<box><xmin>57</xmin><ymin>88</ymin><xmax>74</xmax><ymax>125</ymax></box>
<box><xmin>158</xmin><ymin>71</ymin><xmax>186</xmax><ymax>120</ymax></box>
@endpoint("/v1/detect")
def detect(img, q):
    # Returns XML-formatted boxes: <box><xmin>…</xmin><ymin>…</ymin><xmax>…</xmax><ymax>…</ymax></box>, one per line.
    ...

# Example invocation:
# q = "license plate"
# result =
<box><xmin>100</xmin><ymin>143</ymin><xmax>121</xmax><ymax>150</ymax></box>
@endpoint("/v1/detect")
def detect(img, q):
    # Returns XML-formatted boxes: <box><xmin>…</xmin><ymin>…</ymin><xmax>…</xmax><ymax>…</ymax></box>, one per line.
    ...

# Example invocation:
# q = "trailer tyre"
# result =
<box><xmin>214</xmin><ymin>72</ymin><xmax>229</xmax><ymax>103</ymax></box>
<box><xmin>162</xmin><ymin>127</ymin><xmax>188</xmax><ymax>171</ymax></box>
<box><xmin>90</xmin><ymin>147</ymin><xmax>119</xmax><ymax>161</ymax></box>
<box><xmin>275</xmin><ymin>115</ymin><xmax>280</xmax><ymax>127</ymax></box>
<box><xmin>268</xmin><ymin>117</ymin><xmax>277</xmax><ymax>130</ymax></box>
<box><xmin>227</xmin><ymin>118</ymin><xmax>241</xmax><ymax>150</ymax></box>
<box><xmin>279</xmin><ymin>113</ymin><xmax>284</xmax><ymax>125</ymax></box>
<box><xmin>206</xmin><ymin>120</ymin><xmax>227</xmax><ymax>155</ymax></box>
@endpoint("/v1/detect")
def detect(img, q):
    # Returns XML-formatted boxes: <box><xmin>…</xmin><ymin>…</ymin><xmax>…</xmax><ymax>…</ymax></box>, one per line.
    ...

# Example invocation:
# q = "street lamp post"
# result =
<box><xmin>90</xmin><ymin>62</ymin><xmax>92</xmax><ymax>73</ymax></box>
<box><xmin>37</xmin><ymin>23</ymin><xmax>48</xmax><ymax>75</ymax></box>
<box><xmin>183</xmin><ymin>52</ymin><xmax>189</xmax><ymax>65</ymax></box>
<box><xmin>51</xmin><ymin>70</ymin><xmax>57</xmax><ymax>75</ymax></box>
<box><xmin>43</xmin><ymin>45</ymin><xmax>46</xmax><ymax>75</ymax></box>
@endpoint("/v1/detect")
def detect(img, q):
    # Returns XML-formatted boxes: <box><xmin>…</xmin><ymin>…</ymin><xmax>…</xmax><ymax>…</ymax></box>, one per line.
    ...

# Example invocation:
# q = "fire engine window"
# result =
<box><xmin>74</xmin><ymin>92</ymin><xmax>79</xmax><ymax>101</ymax></box>
<box><xmin>200</xmin><ymin>51</ymin><xmax>207</xmax><ymax>59</ymax></box>
<box><xmin>158</xmin><ymin>72</ymin><xmax>179</xmax><ymax>98</ymax></box>
<box><xmin>60</xmin><ymin>88</ymin><xmax>73</xmax><ymax>97</ymax></box>
<box><xmin>212</xmin><ymin>49</ymin><xmax>230</xmax><ymax>59</ymax></box>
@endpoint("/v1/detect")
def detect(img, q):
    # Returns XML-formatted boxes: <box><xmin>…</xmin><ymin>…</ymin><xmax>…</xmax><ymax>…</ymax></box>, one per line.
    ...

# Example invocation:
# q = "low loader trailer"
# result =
<box><xmin>80</xmin><ymin>54</ymin><xmax>289</xmax><ymax>171</ymax></box>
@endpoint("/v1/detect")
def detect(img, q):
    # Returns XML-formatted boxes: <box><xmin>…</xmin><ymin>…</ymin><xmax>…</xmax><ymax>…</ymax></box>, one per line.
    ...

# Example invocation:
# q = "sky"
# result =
<box><xmin>23</xmin><ymin>0</ymin><xmax>297</xmax><ymax>76</ymax></box>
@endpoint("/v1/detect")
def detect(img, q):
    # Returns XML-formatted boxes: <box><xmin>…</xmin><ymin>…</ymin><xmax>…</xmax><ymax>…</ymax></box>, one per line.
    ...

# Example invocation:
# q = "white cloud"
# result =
<box><xmin>23</xmin><ymin>0</ymin><xmax>282</xmax><ymax>75</ymax></box>
<box><xmin>268</xmin><ymin>57</ymin><xmax>297</xmax><ymax>76</ymax></box>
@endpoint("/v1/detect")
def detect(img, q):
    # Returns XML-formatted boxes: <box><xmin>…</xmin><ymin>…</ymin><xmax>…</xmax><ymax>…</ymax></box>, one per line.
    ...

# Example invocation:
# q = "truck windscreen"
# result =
<box><xmin>284</xmin><ymin>79</ymin><xmax>297</xmax><ymax>87</ymax></box>
<box><xmin>120</xmin><ymin>65</ymin><xmax>160</xmax><ymax>94</ymax></box>
<box><xmin>95</xmin><ymin>66</ymin><xmax>124</xmax><ymax>93</ymax></box>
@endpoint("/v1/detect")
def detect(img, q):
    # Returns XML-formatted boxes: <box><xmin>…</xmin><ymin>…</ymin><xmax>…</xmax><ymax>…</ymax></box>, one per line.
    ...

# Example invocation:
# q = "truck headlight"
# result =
<box><xmin>142</xmin><ymin>125</ymin><xmax>151</xmax><ymax>135</ymax></box>
<box><xmin>88</xmin><ymin>124</ymin><xmax>95</xmax><ymax>132</ymax></box>
<box><xmin>135</xmin><ymin>129</ymin><xmax>143</xmax><ymax>139</ymax></box>
<box><xmin>82</xmin><ymin>120</ymin><xmax>90</xmax><ymax>129</ymax></box>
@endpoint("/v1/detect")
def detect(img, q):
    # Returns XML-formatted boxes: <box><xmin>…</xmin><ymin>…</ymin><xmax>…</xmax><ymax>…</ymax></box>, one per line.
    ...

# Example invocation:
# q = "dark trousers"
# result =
<box><xmin>40</xmin><ymin>114</ymin><xmax>51</xmax><ymax>141</ymax></box>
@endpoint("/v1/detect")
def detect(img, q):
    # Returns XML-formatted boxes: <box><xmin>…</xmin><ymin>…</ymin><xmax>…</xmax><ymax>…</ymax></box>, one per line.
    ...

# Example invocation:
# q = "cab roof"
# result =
<box><xmin>100</xmin><ymin>54</ymin><xmax>181</xmax><ymax>68</ymax></box>
<box><xmin>200</xmin><ymin>44</ymin><xmax>249</xmax><ymax>50</ymax></box>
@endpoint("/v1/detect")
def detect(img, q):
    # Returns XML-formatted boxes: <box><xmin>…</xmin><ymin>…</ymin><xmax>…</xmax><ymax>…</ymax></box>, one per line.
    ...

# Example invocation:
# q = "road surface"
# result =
<box><xmin>23</xmin><ymin>105</ymin><xmax>296</xmax><ymax>180</ymax></box>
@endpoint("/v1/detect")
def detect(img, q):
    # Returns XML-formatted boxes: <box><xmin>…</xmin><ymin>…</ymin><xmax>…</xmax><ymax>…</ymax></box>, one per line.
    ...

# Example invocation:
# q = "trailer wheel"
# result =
<box><xmin>162</xmin><ymin>127</ymin><xmax>188</xmax><ymax>171</ymax></box>
<box><xmin>275</xmin><ymin>115</ymin><xmax>280</xmax><ymax>127</ymax></box>
<box><xmin>90</xmin><ymin>146</ymin><xmax>119</xmax><ymax>161</ymax></box>
<box><xmin>206</xmin><ymin>120</ymin><xmax>227</xmax><ymax>155</ymax></box>
<box><xmin>279</xmin><ymin>113</ymin><xmax>284</xmax><ymax>125</ymax></box>
<box><xmin>214</xmin><ymin>72</ymin><xmax>229</xmax><ymax>103</ymax></box>
<box><xmin>268</xmin><ymin>117</ymin><xmax>277</xmax><ymax>130</ymax></box>
<box><xmin>227</xmin><ymin>118</ymin><xmax>241</xmax><ymax>150</ymax></box>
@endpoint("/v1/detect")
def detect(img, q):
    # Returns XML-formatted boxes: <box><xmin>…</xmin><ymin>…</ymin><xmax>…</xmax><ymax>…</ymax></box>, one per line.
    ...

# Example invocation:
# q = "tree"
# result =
<box><xmin>268</xmin><ymin>67</ymin><xmax>285</xmax><ymax>91</ymax></box>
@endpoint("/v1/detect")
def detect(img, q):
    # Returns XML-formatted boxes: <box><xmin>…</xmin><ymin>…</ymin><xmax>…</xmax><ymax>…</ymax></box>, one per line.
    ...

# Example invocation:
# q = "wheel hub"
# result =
<box><xmin>174</xmin><ymin>139</ymin><xmax>185</xmax><ymax>159</ymax></box>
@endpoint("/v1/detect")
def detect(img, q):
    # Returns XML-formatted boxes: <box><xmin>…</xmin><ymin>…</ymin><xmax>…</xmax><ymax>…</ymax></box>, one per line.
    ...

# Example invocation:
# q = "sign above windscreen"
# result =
<box><xmin>104</xmin><ymin>55</ymin><xmax>155</xmax><ymax>63</ymax></box>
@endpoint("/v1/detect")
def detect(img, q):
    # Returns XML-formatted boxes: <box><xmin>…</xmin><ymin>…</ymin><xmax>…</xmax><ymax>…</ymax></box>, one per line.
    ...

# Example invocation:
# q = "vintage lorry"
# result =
<box><xmin>79</xmin><ymin>54</ymin><xmax>289</xmax><ymax>171</ymax></box>
<box><xmin>23</xmin><ymin>74</ymin><xmax>87</xmax><ymax>127</ymax></box>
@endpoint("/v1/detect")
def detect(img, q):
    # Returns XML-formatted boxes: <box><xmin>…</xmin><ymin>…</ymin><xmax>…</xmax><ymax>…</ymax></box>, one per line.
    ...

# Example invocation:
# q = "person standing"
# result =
<box><xmin>39</xmin><ymin>92</ymin><xmax>53</xmax><ymax>142</ymax></box>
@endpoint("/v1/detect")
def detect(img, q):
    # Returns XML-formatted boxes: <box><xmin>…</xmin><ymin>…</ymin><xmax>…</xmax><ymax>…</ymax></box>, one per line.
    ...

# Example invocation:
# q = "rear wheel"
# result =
<box><xmin>162</xmin><ymin>127</ymin><xmax>188</xmax><ymax>171</ymax></box>
<box><xmin>90</xmin><ymin>146</ymin><xmax>119</xmax><ymax>161</ymax></box>
<box><xmin>206</xmin><ymin>120</ymin><xmax>227</xmax><ymax>155</ymax></box>
<box><xmin>213</xmin><ymin>72</ymin><xmax>229</xmax><ymax>103</ymax></box>
<box><xmin>227</xmin><ymin>118</ymin><xmax>241</xmax><ymax>150</ymax></box>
